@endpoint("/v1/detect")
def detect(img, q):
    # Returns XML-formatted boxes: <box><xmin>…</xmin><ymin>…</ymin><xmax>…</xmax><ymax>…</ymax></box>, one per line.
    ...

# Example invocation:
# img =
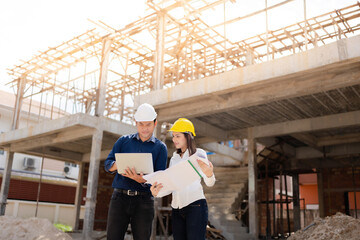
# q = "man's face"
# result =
<box><xmin>136</xmin><ymin>120</ymin><xmax>156</xmax><ymax>141</ymax></box>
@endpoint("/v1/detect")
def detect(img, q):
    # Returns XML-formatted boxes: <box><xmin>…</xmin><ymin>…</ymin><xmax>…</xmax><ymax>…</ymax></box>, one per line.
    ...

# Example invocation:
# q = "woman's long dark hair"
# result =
<box><xmin>176</xmin><ymin>133</ymin><xmax>196</xmax><ymax>156</ymax></box>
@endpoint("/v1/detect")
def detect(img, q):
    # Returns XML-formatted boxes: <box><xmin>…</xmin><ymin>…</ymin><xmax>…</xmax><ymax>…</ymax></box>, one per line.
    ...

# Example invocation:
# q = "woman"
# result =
<box><xmin>150</xmin><ymin>118</ymin><xmax>215</xmax><ymax>240</ymax></box>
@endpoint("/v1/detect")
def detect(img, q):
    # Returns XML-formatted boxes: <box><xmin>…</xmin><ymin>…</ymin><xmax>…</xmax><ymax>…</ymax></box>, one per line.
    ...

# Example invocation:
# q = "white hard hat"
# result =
<box><xmin>134</xmin><ymin>103</ymin><xmax>157</xmax><ymax>122</ymax></box>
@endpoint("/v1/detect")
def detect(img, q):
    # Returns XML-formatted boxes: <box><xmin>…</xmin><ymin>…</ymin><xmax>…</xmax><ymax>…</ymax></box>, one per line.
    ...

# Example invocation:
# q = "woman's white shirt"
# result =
<box><xmin>170</xmin><ymin>148</ymin><xmax>216</xmax><ymax>209</ymax></box>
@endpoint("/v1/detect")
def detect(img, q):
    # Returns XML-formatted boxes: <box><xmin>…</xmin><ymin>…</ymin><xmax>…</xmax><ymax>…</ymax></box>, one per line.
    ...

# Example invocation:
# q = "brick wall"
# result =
<box><xmin>0</xmin><ymin>177</ymin><xmax>85</xmax><ymax>205</ymax></box>
<box><xmin>93</xmin><ymin>161</ymin><xmax>113</xmax><ymax>230</ymax></box>
<box><xmin>258</xmin><ymin>178</ymin><xmax>278</xmax><ymax>236</ymax></box>
<box><xmin>322</xmin><ymin>167</ymin><xmax>360</xmax><ymax>216</ymax></box>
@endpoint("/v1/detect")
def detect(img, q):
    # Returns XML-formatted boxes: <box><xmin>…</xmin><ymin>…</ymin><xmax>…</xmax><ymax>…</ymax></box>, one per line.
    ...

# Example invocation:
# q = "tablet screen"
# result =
<box><xmin>115</xmin><ymin>153</ymin><xmax>154</xmax><ymax>174</ymax></box>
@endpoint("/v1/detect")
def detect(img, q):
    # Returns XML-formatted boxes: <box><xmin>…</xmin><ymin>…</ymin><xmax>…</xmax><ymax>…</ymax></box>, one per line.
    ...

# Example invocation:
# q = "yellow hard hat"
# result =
<box><xmin>169</xmin><ymin>118</ymin><xmax>196</xmax><ymax>136</ymax></box>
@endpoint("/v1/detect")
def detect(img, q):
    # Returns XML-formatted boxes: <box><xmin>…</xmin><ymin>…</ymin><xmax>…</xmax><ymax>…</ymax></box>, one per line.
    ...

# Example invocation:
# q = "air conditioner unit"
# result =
<box><xmin>63</xmin><ymin>165</ymin><xmax>79</xmax><ymax>180</ymax></box>
<box><xmin>23</xmin><ymin>157</ymin><xmax>36</xmax><ymax>170</ymax></box>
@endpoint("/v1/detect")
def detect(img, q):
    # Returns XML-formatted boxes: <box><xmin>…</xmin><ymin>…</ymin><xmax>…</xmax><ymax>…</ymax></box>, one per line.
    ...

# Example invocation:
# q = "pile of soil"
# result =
<box><xmin>289</xmin><ymin>212</ymin><xmax>360</xmax><ymax>240</ymax></box>
<box><xmin>0</xmin><ymin>216</ymin><xmax>72</xmax><ymax>240</ymax></box>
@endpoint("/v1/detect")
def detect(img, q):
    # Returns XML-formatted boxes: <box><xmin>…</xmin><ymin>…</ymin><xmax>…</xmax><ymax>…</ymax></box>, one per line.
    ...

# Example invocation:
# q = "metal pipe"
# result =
<box><xmin>279</xmin><ymin>170</ymin><xmax>284</xmax><ymax>237</ymax></box>
<box><xmin>266</xmin><ymin>157</ymin><xmax>271</xmax><ymax>239</ymax></box>
<box><xmin>284</xmin><ymin>174</ymin><xmax>291</xmax><ymax>235</ymax></box>
<box><xmin>273</xmin><ymin>177</ymin><xmax>276</xmax><ymax>237</ymax></box>
<box><xmin>352</xmin><ymin>166</ymin><xmax>358</xmax><ymax>218</ymax></box>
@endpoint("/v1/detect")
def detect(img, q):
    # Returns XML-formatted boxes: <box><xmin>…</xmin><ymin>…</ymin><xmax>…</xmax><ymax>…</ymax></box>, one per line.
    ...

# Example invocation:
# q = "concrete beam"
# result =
<box><xmin>0</xmin><ymin>113</ymin><xmax>96</xmax><ymax>144</ymax></box>
<box><xmin>157</xmin><ymin>67</ymin><xmax>360</xmax><ymax>122</ymax></box>
<box><xmin>296</xmin><ymin>142</ymin><xmax>360</xmax><ymax>160</ymax></box>
<box><xmin>251</xmin><ymin>110</ymin><xmax>360</xmax><ymax>138</ymax></box>
<box><xmin>291</xmin><ymin>133</ymin><xmax>317</xmax><ymax>147</ymax></box>
<box><xmin>136</xmin><ymin>35</ymin><xmax>360</xmax><ymax>121</ymax></box>
<box><xmin>285</xmin><ymin>156</ymin><xmax>360</xmax><ymax>170</ymax></box>
<box><xmin>26</xmin><ymin>147</ymin><xmax>83</xmax><ymax>162</ymax></box>
<box><xmin>10</xmin><ymin>127</ymin><xmax>95</xmax><ymax>152</ymax></box>
<box><xmin>257</xmin><ymin>137</ymin><xmax>296</xmax><ymax>158</ymax></box>
<box><xmin>317</xmin><ymin>132</ymin><xmax>360</xmax><ymax>146</ymax></box>
<box><xmin>227</xmin><ymin>128</ymin><xmax>247</xmax><ymax>140</ymax></box>
<box><xmin>0</xmin><ymin>113</ymin><xmax>135</xmax><ymax>146</ymax></box>
<box><xmin>100</xmin><ymin>116</ymin><xmax>136</xmax><ymax>136</ymax></box>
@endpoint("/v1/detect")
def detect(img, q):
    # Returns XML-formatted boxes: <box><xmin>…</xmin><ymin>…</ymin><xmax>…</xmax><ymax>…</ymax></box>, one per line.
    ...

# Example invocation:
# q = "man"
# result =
<box><xmin>104</xmin><ymin>103</ymin><xmax>168</xmax><ymax>240</ymax></box>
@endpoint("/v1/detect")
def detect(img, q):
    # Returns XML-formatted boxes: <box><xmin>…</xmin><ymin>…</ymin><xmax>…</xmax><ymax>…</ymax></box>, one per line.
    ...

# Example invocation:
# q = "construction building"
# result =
<box><xmin>1</xmin><ymin>0</ymin><xmax>360</xmax><ymax>239</ymax></box>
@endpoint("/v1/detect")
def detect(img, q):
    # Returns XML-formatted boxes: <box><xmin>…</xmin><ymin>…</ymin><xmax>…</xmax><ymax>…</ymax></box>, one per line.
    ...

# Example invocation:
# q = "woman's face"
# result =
<box><xmin>172</xmin><ymin>132</ymin><xmax>187</xmax><ymax>150</ymax></box>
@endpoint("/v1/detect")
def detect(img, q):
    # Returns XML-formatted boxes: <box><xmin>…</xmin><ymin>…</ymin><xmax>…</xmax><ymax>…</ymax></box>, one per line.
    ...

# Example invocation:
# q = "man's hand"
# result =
<box><xmin>197</xmin><ymin>159</ymin><xmax>214</xmax><ymax>178</ymax></box>
<box><xmin>150</xmin><ymin>182</ymin><xmax>163</xmax><ymax>197</ymax></box>
<box><xmin>122</xmin><ymin>167</ymin><xmax>146</xmax><ymax>183</ymax></box>
<box><xmin>109</xmin><ymin>161</ymin><xmax>117</xmax><ymax>172</ymax></box>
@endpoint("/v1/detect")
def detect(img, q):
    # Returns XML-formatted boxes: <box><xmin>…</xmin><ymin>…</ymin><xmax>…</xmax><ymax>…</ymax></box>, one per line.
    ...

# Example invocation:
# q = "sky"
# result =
<box><xmin>0</xmin><ymin>0</ymin><xmax>357</xmax><ymax>94</ymax></box>
<box><xmin>0</xmin><ymin>0</ymin><xmax>147</xmax><ymax>93</ymax></box>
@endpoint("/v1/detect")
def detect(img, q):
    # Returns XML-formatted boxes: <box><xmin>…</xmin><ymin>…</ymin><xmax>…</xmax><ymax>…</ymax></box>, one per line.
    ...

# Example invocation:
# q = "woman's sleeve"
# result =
<box><xmin>198</xmin><ymin>149</ymin><xmax>216</xmax><ymax>187</ymax></box>
<box><xmin>203</xmin><ymin>172</ymin><xmax>216</xmax><ymax>187</ymax></box>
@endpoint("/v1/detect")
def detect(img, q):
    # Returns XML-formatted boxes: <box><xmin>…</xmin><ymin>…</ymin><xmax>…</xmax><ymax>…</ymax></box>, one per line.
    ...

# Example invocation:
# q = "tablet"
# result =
<box><xmin>115</xmin><ymin>153</ymin><xmax>154</xmax><ymax>174</ymax></box>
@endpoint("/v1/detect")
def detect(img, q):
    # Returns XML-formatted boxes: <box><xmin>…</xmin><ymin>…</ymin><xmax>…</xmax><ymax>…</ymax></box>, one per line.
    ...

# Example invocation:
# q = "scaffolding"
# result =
<box><xmin>6</xmin><ymin>1</ymin><xmax>360</xmax><ymax>124</ymax></box>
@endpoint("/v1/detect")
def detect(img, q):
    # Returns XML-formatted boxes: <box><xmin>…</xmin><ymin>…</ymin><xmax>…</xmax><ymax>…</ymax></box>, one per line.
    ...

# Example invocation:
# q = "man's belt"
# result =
<box><xmin>114</xmin><ymin>188</ymin><xmax>150</xmax><ymax>196</ymax></box>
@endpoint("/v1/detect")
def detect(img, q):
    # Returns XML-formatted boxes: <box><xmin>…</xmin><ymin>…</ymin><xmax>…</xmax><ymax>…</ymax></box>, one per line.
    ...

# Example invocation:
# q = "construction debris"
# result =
<box><xmin>288</xmin><ymin>212</ymin><xmax>360</xmax><ymax>240</ymax></box>
<box><xmin>0</xmin><ymin>216</ymin><xmax>72</xmax><ymax>240</ymax></box>
<box><xmin>206</xmin><ymin>221</ymin><xmax>226</xmax><ymax>240</ymax></box>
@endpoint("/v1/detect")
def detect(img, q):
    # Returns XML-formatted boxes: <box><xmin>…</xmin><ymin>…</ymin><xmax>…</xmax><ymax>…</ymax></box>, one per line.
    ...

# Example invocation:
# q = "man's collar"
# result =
<box><xmin>133</xmin><ymin>133</ymin><xmax>156</xmax><ymax>143</ymax></box>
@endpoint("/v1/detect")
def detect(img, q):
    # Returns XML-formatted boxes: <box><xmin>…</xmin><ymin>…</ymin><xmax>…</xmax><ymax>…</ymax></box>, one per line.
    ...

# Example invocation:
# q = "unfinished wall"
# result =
<box><xmin>78</xmin><ymin>161</ymin><xmax>113</xmax><ymax>231</ymax></box>
<box><xmin>0</xmin><ymin>177</ymin><xmax>84</xmax><ymax>204</ymax></box>
<box><xmin>322</xmin><ymin>167</ymin><xmax>360</xmax><ymax>217</ymax></box>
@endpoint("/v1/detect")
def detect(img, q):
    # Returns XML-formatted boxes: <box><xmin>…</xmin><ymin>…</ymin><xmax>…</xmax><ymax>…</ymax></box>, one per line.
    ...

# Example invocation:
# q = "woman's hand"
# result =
<box><xmin>122</xmin><ymin>167</ymin><xmax>146</xmax><ymax>183</ymax></box>
<box><xmin>197</xmin><ymin>159</ymin><xmax>214</xmax><ymax>178</ymax></box>
<box><xmin>150</xmin><ymin>182</ymin><xmax>163</xmax><ymax>197</ymax></box>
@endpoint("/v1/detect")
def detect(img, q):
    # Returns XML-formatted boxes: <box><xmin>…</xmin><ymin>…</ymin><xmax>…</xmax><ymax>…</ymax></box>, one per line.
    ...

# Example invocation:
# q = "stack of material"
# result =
<box><xmin>288</xmin><ymin>212</ymin><xmax>360</xmax><ymax>240</ymax></box>
<box><xmin>0</xmin><ymin>216</ymin><xmax>72</xmax><ymax>240</ymax></box>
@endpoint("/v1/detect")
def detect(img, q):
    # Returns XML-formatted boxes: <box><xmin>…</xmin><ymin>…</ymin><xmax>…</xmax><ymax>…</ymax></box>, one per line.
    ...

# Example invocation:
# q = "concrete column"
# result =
<box><xmin>0</xmin><ymin>151</ymin><xmax>14</xmax><ymax>215</ymax></box>
<box><xmin>292</xmin><ymin>173</ymin><xmax>301</xmax><ymax>231</ymax></box>
<box><xmin>0</xmin><ymin>76</ymin><xmax>26</xmax><ymax>215</ymax></box>
<box><xmin>95</xmin><ymin>38</ymin><xmax>112</xmax><ymax>117</ymax></box>
<box><xmin>82</xmin><ymin>128</ymin><xmax>103</xmax><ymax>239</ymax></box>
<box><xmin>248</xmin><ymin>128</ymin><xmax>258</xmax><ymax>239</ymax></box>
<box><xmin>74</xmin><ymin>162</ymin><xmax>85</xmax><ymax>230</ymax></box>
<box><xmin>317</xmin><ymin>169</ymin><xmax>325</xmax><ymax>218</ymax></box>
<box><xmin>152</xmin><ymin>13</ymin><xmax>165</xmax><ymax>90</ymax></box>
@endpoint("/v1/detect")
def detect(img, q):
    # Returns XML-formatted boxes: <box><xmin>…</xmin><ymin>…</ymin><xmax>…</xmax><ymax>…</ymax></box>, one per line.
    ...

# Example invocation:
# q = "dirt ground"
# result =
<box><xmin>288</xmin><ymin>212</ymin><xmax>360</xmax><ymax>240</ymax></box>
<box><xmin>0</xmin><ymin>216</ymin><xmax>72</xmax><ymax>240</ymax></box>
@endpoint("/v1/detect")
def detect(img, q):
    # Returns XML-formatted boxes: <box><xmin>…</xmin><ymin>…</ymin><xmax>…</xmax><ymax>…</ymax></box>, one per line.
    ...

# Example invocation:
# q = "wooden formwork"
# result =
<box><xmin>5</xmin><ymin>1</ymin><xmax>360</xmax><ymax>124</ymax></box>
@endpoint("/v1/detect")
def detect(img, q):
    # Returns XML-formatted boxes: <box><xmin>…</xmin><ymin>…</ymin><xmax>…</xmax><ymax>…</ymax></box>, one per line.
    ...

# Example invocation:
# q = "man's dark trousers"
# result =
<box><xmin>106</xmin><ymin>190</ymin><xmax>154</xmax><ymax>240</ymax></box>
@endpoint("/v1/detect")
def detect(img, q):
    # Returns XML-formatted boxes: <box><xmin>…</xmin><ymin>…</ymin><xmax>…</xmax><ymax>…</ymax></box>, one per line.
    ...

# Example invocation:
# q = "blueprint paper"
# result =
<box><xmin>143</xmin><ymin>154</ymin><xmax>208</xmax><ymax>197</ymax></box>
